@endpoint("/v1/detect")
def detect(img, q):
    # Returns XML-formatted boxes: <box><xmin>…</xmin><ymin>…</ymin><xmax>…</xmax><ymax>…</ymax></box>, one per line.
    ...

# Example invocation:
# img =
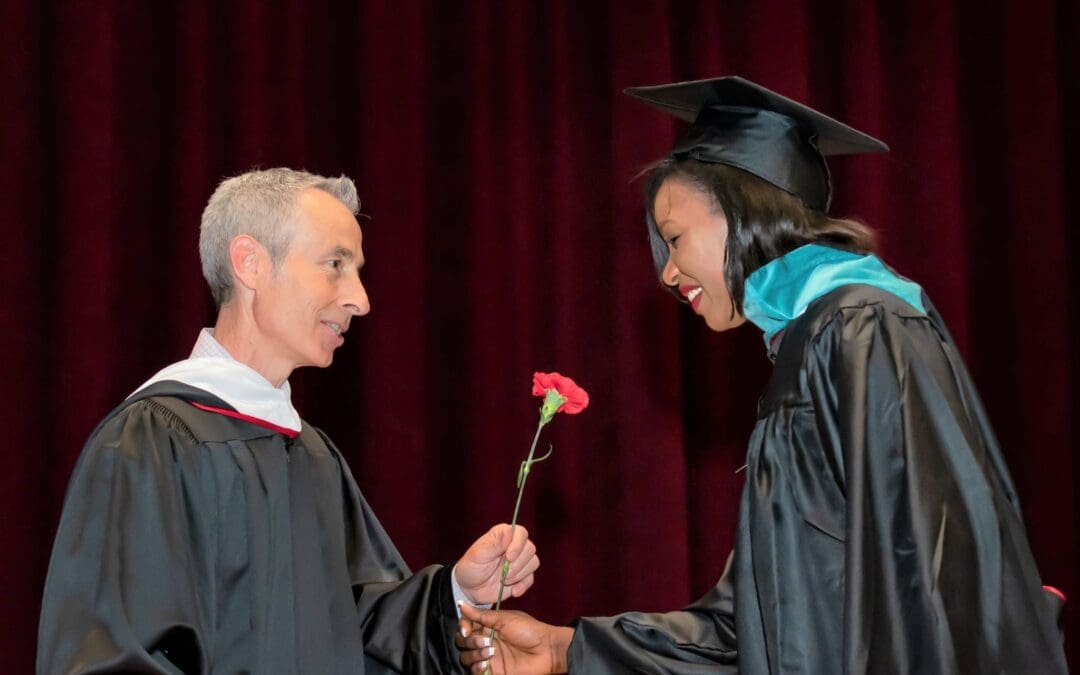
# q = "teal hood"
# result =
<box><xmin>741</xmin><ymin>244</ymin><xmax>925</xmax><ymax>346</ymax></box>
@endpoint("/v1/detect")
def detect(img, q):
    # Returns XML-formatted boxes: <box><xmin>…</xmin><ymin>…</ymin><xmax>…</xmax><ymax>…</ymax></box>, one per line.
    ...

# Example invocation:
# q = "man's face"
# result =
<box><xmin>253</xmin><ymin>188</ymin><xmax>370</xmax><ymax>374</ymax></box>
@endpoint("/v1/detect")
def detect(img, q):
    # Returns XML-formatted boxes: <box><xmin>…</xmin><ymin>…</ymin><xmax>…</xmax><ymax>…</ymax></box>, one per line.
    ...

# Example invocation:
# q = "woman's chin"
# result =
<box><xmin>703</xmin><ymin>311</ymin><xmax>747</xmax><ymax>333</ymax></box>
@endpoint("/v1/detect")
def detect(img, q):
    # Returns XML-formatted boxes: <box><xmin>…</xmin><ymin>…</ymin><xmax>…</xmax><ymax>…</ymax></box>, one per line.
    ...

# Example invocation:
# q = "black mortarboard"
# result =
<box><xmin>624</xmin><ymin>76</ymin><xmax>888</xmax><ymax>211</ymax></box>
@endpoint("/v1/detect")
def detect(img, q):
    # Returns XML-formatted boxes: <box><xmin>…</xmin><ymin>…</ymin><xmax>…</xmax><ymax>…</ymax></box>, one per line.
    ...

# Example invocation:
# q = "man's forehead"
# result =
<box><xmin>294</xmin><ymin>191</ymin><xmax>362</xmax><ymax>239</ymax></box>
<box><xmin>298</xmin><ymin>188</ymin><xmax>358</xmax><ymax>220</ymax></box>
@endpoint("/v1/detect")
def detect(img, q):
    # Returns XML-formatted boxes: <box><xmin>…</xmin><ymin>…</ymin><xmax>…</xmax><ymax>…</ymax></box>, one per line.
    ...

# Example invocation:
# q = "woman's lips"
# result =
<box><xmin>680</xmin><ymin>285</ymin><xmax>703</xmax><ymax>312</ymax></box>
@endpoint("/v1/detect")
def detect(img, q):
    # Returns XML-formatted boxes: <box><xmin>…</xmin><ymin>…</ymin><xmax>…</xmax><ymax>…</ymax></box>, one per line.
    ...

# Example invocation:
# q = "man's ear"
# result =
<box><xmin>229</xmin><ymin>235</ymin><xmax>266</xmax><ymax>291</ymax></box>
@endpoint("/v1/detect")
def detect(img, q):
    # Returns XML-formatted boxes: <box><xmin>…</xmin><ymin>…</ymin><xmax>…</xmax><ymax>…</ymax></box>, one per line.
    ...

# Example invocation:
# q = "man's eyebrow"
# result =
<box><xmin>331</xmin><ymin>245</ymin><xmax>365</xmax><ymax>269</ymax></box>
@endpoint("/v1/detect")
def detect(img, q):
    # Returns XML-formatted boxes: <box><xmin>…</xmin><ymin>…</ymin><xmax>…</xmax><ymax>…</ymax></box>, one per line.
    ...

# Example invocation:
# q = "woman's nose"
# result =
<box><xmin>661</xmin><ymin>256</ymin><xmax>679</xmax><ymax>286</ymax></box>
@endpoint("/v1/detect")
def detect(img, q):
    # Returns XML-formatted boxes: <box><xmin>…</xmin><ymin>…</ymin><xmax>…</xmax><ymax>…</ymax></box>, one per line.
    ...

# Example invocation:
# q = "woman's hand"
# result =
<box><xmin>456</xmin><ymin>604</ymin><xmax>574</xmax><ymax>674</ymax></box>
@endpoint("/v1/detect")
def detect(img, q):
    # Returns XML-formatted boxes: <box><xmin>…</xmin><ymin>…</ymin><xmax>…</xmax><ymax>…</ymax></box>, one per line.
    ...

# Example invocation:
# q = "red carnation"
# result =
<box><xmin>532</xmin><ymin>371</ymin><xmax>590</xmax><ymax>415</ymax></box>
<box><xmin>486</xmin><ymin>370</ymin><xmax>590</xmax><ymax>655</ymax></box>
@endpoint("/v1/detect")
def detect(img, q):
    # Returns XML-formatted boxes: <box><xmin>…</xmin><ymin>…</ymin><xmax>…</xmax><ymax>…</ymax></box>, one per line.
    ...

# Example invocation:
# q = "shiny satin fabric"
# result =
<box><xmin>623</xmin><ymin>76</ymin><xmax>890</xmax><ymax>213</ymax></box>
<box><xmin>568</xmin><ymin>285</ymin><xmax>1066</xmax><ymax>674</ymax></box>
<box><xmin>568</xmin><ymin>555</ymin><xmax>738</xmax><ymax>673</ymax></box>
<box><xmin>37</xmin><ymin>382</ymin><xmax>464</xmax><ymax>674</ymax></box>
<box><xmin>671</xmin><ymin>106</ymin><xmax>832</xmax><ymax>211</ymax></box>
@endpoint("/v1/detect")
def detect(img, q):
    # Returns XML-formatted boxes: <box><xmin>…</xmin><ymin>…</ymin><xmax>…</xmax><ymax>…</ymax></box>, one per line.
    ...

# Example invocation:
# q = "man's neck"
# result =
<box><xmin>213</xmin><ymin>305</ymin><xmax>293</xmax><ymax>388</ymax></box>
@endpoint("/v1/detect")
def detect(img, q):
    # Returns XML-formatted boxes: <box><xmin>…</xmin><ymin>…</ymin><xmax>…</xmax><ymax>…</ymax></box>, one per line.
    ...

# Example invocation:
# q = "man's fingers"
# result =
<box><xmin>483</xmin><ymin>523</ymin><xmax>530</xmax><ymax>560</ymax></box>
<box><xmin>508</xmin><ymin>574</ymin><xmax>535</xmax><ymax>598</ymax></box>
<box><xmin>504</xmin><ymin>551</ymin><xmax>539</xmax><ymax>585</ymax></box>
<box><xmin>506</xmin><ymin>538</ymin><xmax>536</xmax><ymax>568</ymax></box>
<box><xmin>504</xmin><ymin>524</ymin><xmax>531</xmax><ymax>561</ymax></box>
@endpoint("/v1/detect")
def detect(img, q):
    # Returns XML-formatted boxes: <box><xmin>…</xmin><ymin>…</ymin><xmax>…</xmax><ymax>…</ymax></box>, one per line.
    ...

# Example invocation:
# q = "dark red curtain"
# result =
<box><xmin>3</xmin><ymin>1</ymin><xmax>1077</xmax><ymax>671</ymax></box>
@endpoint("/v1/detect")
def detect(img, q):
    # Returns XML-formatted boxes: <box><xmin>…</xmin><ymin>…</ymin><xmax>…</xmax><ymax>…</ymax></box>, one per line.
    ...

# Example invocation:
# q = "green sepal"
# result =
<box><xmin>539</xmin><ymin>389</ymin><xmax>567</xmax><ymax>424</ymax></box>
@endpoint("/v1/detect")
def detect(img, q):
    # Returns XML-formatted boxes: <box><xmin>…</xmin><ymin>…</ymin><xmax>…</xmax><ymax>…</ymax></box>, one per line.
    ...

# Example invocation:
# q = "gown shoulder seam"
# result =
<box><xmin>137</xmin><ymin>397</ymin><xmax>200</xmax><ymax>444</ymax></box>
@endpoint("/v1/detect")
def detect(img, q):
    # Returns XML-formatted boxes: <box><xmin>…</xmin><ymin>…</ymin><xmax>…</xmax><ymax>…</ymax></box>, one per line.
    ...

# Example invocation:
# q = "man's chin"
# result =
<box><xmin>293</xmin><ymin>350</ymin><xmax>335</xmax><ymax>371</ymax></box>
<box><xmin>309</xmin><ymin>353</ymin><xmax>334</xmax><ymax>369</ymax></box>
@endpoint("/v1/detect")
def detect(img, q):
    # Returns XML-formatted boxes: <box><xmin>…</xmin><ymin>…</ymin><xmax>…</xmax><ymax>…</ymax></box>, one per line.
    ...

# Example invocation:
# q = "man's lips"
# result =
<box><xmin>321</xmin><ymin>320</ymin><xmax>348</xmax><ymax>336</ymax></box>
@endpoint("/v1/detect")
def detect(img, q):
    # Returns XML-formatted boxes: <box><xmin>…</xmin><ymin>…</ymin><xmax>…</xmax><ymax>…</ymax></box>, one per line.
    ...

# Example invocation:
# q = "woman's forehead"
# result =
<box><xmin>654</xmin><ymin>178</ymin><xmax>711</xmax><ymax>216</ymax></box>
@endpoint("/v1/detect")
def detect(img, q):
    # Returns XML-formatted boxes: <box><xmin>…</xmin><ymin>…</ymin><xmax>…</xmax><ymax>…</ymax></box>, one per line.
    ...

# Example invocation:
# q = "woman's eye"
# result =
<box><xmin>667</xmin><ymin>235</ymin><xmax>680</xmax><ymax>248</ymax></box>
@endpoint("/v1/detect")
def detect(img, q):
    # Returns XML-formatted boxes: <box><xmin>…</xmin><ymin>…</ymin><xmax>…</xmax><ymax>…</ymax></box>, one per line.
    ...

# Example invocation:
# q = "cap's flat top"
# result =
<box><xmin>624</xmin><ymin>76</ymin><xmax>888</xmax><ymax>155</ymax></box>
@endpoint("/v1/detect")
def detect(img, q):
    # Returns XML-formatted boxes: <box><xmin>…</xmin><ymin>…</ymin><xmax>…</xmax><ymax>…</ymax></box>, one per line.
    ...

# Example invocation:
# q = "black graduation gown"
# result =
<box><xmin>567</xmin><ymin>285</ymin><xmax>1067</xmax><ymax>674</ymax></box>
<box><xmin>38</xmin><ymin>382</ymin><xmax>464</xmax><ymax>675</ymax></box>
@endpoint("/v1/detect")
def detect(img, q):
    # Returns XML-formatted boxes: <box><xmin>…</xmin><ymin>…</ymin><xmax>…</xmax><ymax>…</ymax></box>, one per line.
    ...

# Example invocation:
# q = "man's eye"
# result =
<box><xmin>328</xmin><ymin>259</ymin><xmax>342</xmax><ymax>270</ymax></box>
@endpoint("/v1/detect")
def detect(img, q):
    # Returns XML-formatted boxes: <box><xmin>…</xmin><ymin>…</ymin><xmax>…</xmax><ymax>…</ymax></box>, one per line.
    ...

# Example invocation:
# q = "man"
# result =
<box><xmin>38</xmin><ymin>168</ymin><xmax>538</xmax><ymax>674</ymax></box>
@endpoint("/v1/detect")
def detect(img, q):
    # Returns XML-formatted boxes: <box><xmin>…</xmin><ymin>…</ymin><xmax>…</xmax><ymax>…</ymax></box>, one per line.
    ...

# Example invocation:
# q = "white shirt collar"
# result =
<box><xmin>130</xmin><ymin>328</ymin><xmax>302</xmax><ymax>433</ymax></box>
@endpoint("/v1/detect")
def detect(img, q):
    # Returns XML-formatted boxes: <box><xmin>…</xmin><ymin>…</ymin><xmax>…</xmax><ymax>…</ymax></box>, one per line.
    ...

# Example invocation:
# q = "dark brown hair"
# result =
<box><xmin>644</xmin><ymin>158</ymin><xmax>876</xmax><ymax>313</ymax></box>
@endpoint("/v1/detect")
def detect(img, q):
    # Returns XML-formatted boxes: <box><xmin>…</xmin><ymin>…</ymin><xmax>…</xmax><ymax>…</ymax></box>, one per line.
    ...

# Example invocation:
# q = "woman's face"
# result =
<box><xmin>653</xmin><ymin>178</ymin><xmax>747</xmax><ymax>332</ymax></box>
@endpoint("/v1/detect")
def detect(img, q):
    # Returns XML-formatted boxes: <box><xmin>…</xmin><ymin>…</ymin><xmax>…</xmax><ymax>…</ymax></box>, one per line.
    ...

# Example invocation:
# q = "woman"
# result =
<box><xmin>458</xmin><ymin>77</ymin><xmax>1067</xmax><ymax>674</ymax></box>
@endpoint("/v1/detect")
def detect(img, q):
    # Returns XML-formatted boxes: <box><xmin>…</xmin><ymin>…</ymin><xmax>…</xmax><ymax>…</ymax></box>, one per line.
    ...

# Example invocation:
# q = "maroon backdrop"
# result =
<box><xmin>2</xmin><ymin>1</ymin><xmax>1077</xmax><ymax>671</ymax></box>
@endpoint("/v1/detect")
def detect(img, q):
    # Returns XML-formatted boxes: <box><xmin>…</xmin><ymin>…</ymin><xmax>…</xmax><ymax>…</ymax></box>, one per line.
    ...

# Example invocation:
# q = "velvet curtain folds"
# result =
<box><xmin>2</xmin><ymin>1</ymin><xmax>1078</xmax><ymax>671</ymax></box>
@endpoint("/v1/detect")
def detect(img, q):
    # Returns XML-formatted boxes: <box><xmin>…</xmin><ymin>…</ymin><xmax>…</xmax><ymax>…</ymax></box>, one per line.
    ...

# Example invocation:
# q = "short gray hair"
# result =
<box><xmin>199</xmin><ymin>167</ymin><xmax>360</xmax><ymax>307</ymax></box>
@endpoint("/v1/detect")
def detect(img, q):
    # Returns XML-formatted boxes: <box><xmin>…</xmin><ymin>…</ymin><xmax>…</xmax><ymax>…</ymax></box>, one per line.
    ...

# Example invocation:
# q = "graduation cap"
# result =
<box><xmin>624</xmin><ymin>76</ymin><xmax>888</xmax><ymax>212</ymax></box>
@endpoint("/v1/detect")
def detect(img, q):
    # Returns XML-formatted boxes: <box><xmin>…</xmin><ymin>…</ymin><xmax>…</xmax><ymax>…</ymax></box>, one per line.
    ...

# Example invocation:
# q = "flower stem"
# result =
<box><xmin>484</xmin><ymin>418</ymin><xmax>548</xmax><ymax>675</ymax></box>
<box><xmin>483</xmin><ymin>395</ymin><xmax>562</xmax><ymax>675</ymax></box>
<box><xmin>494</xmin><ymin>418</ymin><xmax>546</xmax><ymax>611</ymax></box>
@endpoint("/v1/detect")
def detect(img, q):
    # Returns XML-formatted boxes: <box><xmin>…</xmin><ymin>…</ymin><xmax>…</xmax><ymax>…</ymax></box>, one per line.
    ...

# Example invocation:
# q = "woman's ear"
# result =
<box><xmin>229</xmin><ymin>235</ymin><xmax>265</xmax><ymax>291</ymax></box>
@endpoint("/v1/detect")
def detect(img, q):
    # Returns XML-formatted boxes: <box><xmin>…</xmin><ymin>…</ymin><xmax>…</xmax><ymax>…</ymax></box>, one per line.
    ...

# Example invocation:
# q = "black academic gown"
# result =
<box><xmin>567</xmin><ymin>285</ymin><xmax>1067</xmax><ymax>674</ymax></box>
<box><xmin>38</xmin><ymin>382</ymin><xmax>464</xmax><ymax>675</ymax></box>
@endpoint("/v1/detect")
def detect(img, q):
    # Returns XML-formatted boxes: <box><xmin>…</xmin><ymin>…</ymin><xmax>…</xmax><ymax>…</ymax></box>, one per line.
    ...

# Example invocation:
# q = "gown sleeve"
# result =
<box><xmin>321</xmin><ymin>427</ymin><xmax>464</xmax><ymax>675</ymax></box>
<box><xmin>565</xmin><ymin>552</ymin><xmax>738</xmax><ymax>674</ymax></box>
<box><xmin>353</xmin><ymin>563</ymin><xmax>462</xmax><ymax>674</ymax></box>
<box><xmin>806</xmin><ymin>301</ymin><xmax>1067</xmax><ymax>674</ymax></box>
<box><xmin>37</xmin><ymin>401</ymin><xmax>212</xmax><ymax>675</ymax></box>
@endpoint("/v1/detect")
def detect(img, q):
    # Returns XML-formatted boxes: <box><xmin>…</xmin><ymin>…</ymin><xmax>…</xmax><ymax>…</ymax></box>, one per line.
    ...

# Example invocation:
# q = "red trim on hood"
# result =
<box><xmin>189</xmin><ymin>401</ymin><xmax>300</xmax><ymax>438</ymax></box>
<box><xmin>1043</xmin><ymin>585</ymin><xmax>1067</xmax><ymax>603</ymax></box>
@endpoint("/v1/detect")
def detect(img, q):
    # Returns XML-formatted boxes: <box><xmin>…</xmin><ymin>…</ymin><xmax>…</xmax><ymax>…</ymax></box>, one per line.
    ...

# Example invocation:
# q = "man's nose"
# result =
<box><xmin>344</xmin><ymin>274</ymin><xmax>370</xmax><ymax>316</ymax></box>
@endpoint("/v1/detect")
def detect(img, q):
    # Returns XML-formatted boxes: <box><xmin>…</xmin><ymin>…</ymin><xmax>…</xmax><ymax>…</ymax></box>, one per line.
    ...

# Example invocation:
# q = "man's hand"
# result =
<box><xmin>454</xmin><ymin>524</ymin><xmax>539</xmax><ymax>605</ymax></box>
<box><xmin>456</xmin><ymin>604</ymin><xmax>574</xmax><ymax>675</ymax></box>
